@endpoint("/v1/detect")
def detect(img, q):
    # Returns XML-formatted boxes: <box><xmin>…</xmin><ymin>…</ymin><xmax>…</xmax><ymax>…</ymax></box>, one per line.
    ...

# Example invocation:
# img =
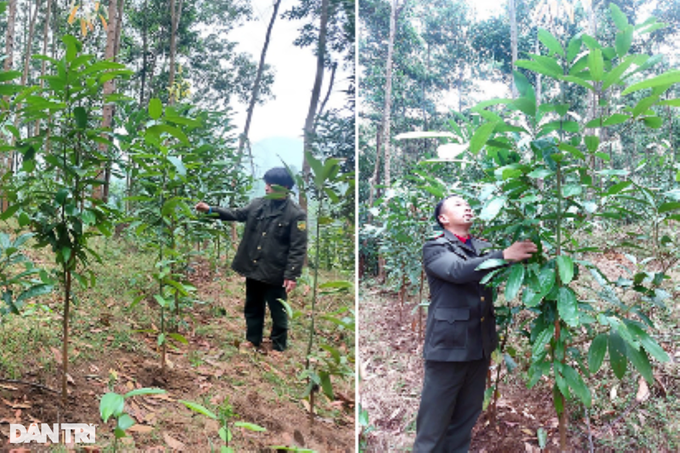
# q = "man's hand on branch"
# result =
<box><xmin>503</xmin><ymin>240</ymin><xmax>538</xmax><ymax>262</ymax></box>
<box><xmin>195</xmin><ymin>201</ymin><xmax>210</xmax><ymax>213</ymax></box>
<box><xmin>283</xmin><ymin>279</ymin><xmax>297</xmax><ymax>293</ymax></box>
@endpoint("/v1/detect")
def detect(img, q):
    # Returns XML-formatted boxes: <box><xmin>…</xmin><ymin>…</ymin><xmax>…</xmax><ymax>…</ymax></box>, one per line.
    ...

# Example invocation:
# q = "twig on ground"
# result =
<box><xmin>584</xmin><ymin>405</ymin><xmax>594</xmax><ymax>453</ymax></box>
<box><xmin>0</xmin><ymin>378</ymin><xmax>59</xmax><ymax>394</ymax></box>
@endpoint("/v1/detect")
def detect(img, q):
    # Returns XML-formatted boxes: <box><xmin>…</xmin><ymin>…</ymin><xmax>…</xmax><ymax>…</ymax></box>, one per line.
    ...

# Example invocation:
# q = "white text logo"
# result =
<box><xmin>10</xmin><ymin>423</ymin><xmax>96</xmax><ymax>444</ymax></box>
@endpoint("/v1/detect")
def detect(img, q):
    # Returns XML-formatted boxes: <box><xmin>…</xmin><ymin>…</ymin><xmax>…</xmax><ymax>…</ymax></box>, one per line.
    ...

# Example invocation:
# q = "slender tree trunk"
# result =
<box><xmin>35</xmin><ymin>0</ymin><xmax>52</xmax><ymax>136</ymax></box>
<box><xmin>140</xmin><ymin>0</ymin><xmax>149</xmax><ymax>106</ymax></box>
<box><xmin>61</xmin><ymin>268</ymin><xmax>72</xmax><ymax>406</ymax></box>
<box><xmin>535</xmin><ymin>39</ymin><xmax>542</xmax><ymax>107</ymax></box>
<box><xmin>1</xmin><ymin>0</ymin><xmax>17</xmax><ymax>212</ymax></box>
<box><xmin>316</xmin><ymin>61</ymin><xmax>337</xmax><ymax>124</ymax></box>
<box><xmin>168</xmin><ymin>0</ymin><xmax>184</xmax><ymax>103</ymax></box>
<box><xmin>238</xmin><ymin>0</ymin><xmax>282</xmax><ymax>175</ymax></box>
<box><xmin>300</xmin><ymin>0</ymin><xmax>330</xmax><ymax>211</ymax></box>
<box><xmin>381</xmin><ymin>0</ymin><xmax>397</xmax><ymax>189</ymax></box>
<box><xmin>93</xmin><ymin>0</ymin><xmax>120</xmax><ymax>201</ymax></box>
<box><xmin>509</xmin><ymin>0</ymin><xmax>518</xmax><ymax>98</ymax></box>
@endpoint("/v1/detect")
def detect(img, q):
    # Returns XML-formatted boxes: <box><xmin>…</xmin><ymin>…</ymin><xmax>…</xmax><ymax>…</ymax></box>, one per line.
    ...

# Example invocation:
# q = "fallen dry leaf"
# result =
<box><xmin>635</xmin><ymin>377</ymin><xmax>650</xmax><ymax>402</ymax></box>
<box><xmin>163</xmin><ymin>433</ymin><xmax>185</xmax><ymax>450</ymax></box>
<box><xmin>3</xmin><ymin>399</ymin><xmax>31</xmax><ymax>409</ymax></box>
<box><xmin>524</xmin><ymin>442</ymin><xmax>541</xmax><ymax>453</ymax></box>
<box><xmin>521</xmin><ymin>428</ymin><xmax>534</xmax><ymax>436</ymax></box>
<box><xmin>128</xmin><ymin>425</ymin><xmax>154</xmax><ymax>433</ymax></box>
<box><xmin>50</xmin><ymin>346</ymin><xmax>63</xmax><ymax>364</ymax></box>
<box><xmin>0</xmin><ymin>384</ymin><xmax>18</xmax><ymax>391</ymax></box>
<box><xmin>66</xmin><ymin>373</ymin><xmax>75</xmax><ymax>385</ymax></box>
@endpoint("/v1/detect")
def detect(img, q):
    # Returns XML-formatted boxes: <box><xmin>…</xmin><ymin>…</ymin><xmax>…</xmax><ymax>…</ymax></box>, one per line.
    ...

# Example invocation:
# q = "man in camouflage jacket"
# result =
<box><xmin>195</xmin><ymin>167</ymin><xmax>307</xmax><ymax>353</ymax></box>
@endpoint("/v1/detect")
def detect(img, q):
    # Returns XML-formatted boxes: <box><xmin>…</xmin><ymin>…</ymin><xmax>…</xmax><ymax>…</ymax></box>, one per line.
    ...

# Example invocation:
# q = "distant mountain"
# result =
<box><xmin>251</xmin><ymin>136</ymin><xmax>303</xmax><ymax>178</ymax></box>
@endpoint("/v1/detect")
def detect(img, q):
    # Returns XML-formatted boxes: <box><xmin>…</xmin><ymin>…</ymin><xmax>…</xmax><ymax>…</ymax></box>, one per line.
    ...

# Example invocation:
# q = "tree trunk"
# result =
<box><xmin>168</xmin><ymin>0</ymin><xmax>184</xmax><ymax>104</ymax></box>
<box><xmin>381</xmin><ymin>0</ymin><xmax>397</xmax><ymax>189</ymax></box>
<box><xmin>140</xmin><ymin>0</ymin><xmax>149</xmax><ymax>106</ymax></box>
<box><xmin>35</xmin><ymin>0</ymin><xmax>52</xmax><ymax>136</ymax></box>
<box><xmin>300</xmin><ymin>0</ymin><xmax>331</xmax><ymax>211</ymax></box>
<box><xmin>237</xmin><ymin>0</ymin><xmax>282</xmax><ymax>175</ymax></box>
<box><xmin>509</xmin><ymin>0</ymin><xmax>518</xmax><ymax>98</ymax></box>
<box><xmin>93</xmin><ymin>0</ymin><xmax>120</xmax><ymax>201</ymax></box>
<box><xmin>1</xmin><ymin>0</ymin><xmax>17</xmax><ymax>212</ymax></box>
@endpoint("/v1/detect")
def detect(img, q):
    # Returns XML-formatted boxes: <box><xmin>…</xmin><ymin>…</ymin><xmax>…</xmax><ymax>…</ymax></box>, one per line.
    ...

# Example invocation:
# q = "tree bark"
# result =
<box><xmin>509</xmin><ymin>0</ymin><xmax>518</xmax><ymax>98</ymax></box>
<box><xmin>237</xmin><ymin>0</ymin><xmax>282</xmax><ymax>175</ymax></box>
<box><xmin>93</xmin><ymin>0</ymin><xmax>120</xmax><ymax>201</ymax></box>
<box><xmin>168</xmin><ymin>0</ymin><xmax>184</xmax><ymax>104</ymax></box>
<box><xmin>35</xmin><ymin>0</ymin><xmax>52</xmax><ymax>136</ymax></box>
<box><xmin>381</xmin><ymin>0</ymin><xmax>397</xmax><ymax>189</ymax></box>
<box><xmin>300</xmin><ymin>0</ymin><xmax>331</xmax><ymax>211</ymax></box>
<box><xmin>1</xmin><ymin>0</ymin><xmax>17</xmax><ymax>211</ymax></box>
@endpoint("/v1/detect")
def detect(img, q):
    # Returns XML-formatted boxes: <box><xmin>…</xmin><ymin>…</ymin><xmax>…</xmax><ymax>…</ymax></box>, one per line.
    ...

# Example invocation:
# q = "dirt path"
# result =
<box><xmin>0</xmin><ymin>256</ymin><xmax>354</xmax><ymax>451</ymax></box>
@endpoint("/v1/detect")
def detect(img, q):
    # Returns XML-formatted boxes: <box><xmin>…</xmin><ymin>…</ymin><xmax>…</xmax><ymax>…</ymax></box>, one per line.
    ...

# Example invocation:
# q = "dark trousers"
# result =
<box><xmin>413</xmin><ymin>358</ymin><xmax>490</xmax><ymax>453</ymax></box>
<box><xmin>244</xmin><ymin>278</ymin><xmax>288</xmax><ymax>351</ymax></box>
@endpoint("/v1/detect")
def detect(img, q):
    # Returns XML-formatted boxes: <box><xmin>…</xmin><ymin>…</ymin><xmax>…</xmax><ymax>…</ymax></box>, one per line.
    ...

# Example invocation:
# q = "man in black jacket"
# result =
<box><xmin>413</xmin><ymin>195</ymin><xmax>537</xmax><ymax>452</ymax></box>
<box><xmin>194</xmin><ymin>167</ymin><xmax>307</xmax><ymax>354</ymax></box>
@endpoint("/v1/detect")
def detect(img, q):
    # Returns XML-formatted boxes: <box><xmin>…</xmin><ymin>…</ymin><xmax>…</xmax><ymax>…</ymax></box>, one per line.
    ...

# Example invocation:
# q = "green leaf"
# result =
<box><xmin>510</xmin><ymin>97</ymin><xmax>537</xmax><ymax>117</ymax></box>
<box><xmin>538</xmin><ymin>28</ymin><xmax>564</xmax><ymax>57</ymax></box>
<box><xmin>219</xmin><ymin>426</ymin><xmax>228</xmax><ymax>442</ymax></box>
<box><xmin>607</xmin><ymin>181</ymin><xmax>632</xmax><ymax>195</ymax></box>
<box><xmin>562</xmin><ymin>364</ymin><xmax>591</xmax><ymax>407</ymax></box>
<box><xmin>658</xmin><ymin>202</ymin><xmax>680</xmax><ymax>214</ymax></box>
<box><xmin>157</xmin><ymin>333</ymin><xmax>165</xmax><ymax>346</ymax></box>
<box><xmin>560</xmin><ymin>75</ymin><xmax>594</xmax><ymax>91</ymax></box>
<box><xmin>537</xmin><ymin>428</ymin><xmax>548</xmax><ymax>448</ymax></box>
<box><xmin>479</xmin><ymin>196</ymin><xmax>505</xmax><ymax>221</ymax></box>
<box><xmin>168</xmin><ymin>333</ymin><xmax>189</xmax><ymax>345</ymax></box>
<box><xmin>603</xmin><ymin>114</ymin><xmax>630</xmax><ymax>126</ymax></box>
<box><xmin>639</xmin><ymin>334</ymin><xmax>670</xmax><ymax>362</ymax></box>
<box><xmin>603</xmin><ymin>55</ymin><xmax>639</xmax><ymax>90</ymax></box>
<box><xmin>469</xmin><ymin>122</ymin><xmax>497</xmax><ymax>154</ymax></box>
<box><xmin>505</xmin><ymin>264</ymin><xmax>524</xmax><ymax>301</ymax></box>
<box><xmin>622</xmin><ymin>70</ymin><xmax>680</xmax><ymax>96</ymax></box>
<box><xmin>178</xmin><ymin>400</ymin><xmax>217</xmax><ymax>419</ymax></box>
<box><xmin>588</xmin><ymin>334</ymin><xmax>608</xmax><ymax>373</ymax></box>
<box><xmin>153</xmin><ymin>294</ymin><xmax>167</xmax><ymax>308</ymax></box>
<box><xmin>318</xmin><ymin>371</ymin><xmax>334</xmax><ymax>400</ymax></box>
<box><xmin>626</xmin><ymin>343</ymin><xmax>653</xmax><ymax>385</ymax></box>
<box><xmin>475</xmin><ymin>258</ymin><xmax>508</xmax><ymax>271</ymax></box>
<box><xmin>567</xmin><ymin>36</ymin><xmax>582</xmax><ymax>63</ymax></box>
<box><xmin>643</xmin><ymin>116</ymin><xmax>663</xmax><ymax>128</ymax></box>
<box><xmin>73</xmin><ymin>106</ymin><xmax>88</xmax><ymax>129</ymax></box>
<box><xmin>319</xmin><ymin>281</ymin><xmax>353</xmax><ymax>289</ymax></box>
<box><xmin>168</xmin><ymin>156</ymin><xmax>186</xmax><ymax>177</ymax></box>
<box><xmin>124</xmin><ymin>388</ymin><xmax>166</xmax><ymax>398</ymax></box>
<box><xmin>234</xmin><ymin>421</ymin><xmax>267</xmax><ymax>432</ymax></box>
<box><xmin>557</xmin><ymin>287</ymin><xmax>579</xmax><ymax>327</ymax></box>
<box><xmin>146</xmin><ymin>124</ymin><xmax>189</xmax><ymax>145</ymax></box>
<box><xmin>513</xmin><ymin>70</ymin><xmax>534</xmax><ymax>98</ymax></box>
<box><xmin>608</xmin><ymin>332</ymin><xmax>627</xmax><ymax>379</ymax></box>
<box><xmin>588</xmin><ymin>49</ymin><xmax>604</xmax><ymax>81</ymax></box>
<box><xmin>15</xmin><ymin>284</ymin><xmax>53</xmax><ymax>305</ymax></box>
<box><xmin>100</xmin><ymin>393</ymin><xmax>125</xmax><ymax>423</ymax></box>
<box><xmin>659</xmin><ymin>99</ymin><xmax>680</xmax><ymax>107</ymax></box>
<box><xmin>117</xmin><ymin>413</ymin><xmax>135</xmax><ymax>431</ymax></box>
<box><xmin>615</xmin><ymin>26</ymin><xmax>634</xmax><ymax>57</ymax></box>
<box><xmin>538</xmin><ymin>267</ymin><xmax>556</xmax><ymax>295</ymax></box>
<box><xmin>610</xmin><ymin>3</ymin><xmax>629</xmax><ymax>30</ymax></box>
<box><xmin>516</xmin><ymin>59</ymin><xmax>561</xmax><ymax>78</ymax></box>
<box><xmin>0</xmin><ymin>205</ymin><xmax>20</xmax><ymax>221</ymax></box>
<box><xmin>149</xmin><ymin>98</ymin><xmax>163</xmax><ymax>119</ymax></box>
<box><xmin>585</xmin><ymin>135</ymin><xmax>599</xmax><ymax>153</ymax></box>
<box><xmin>556</xmin><ymin>256</ymin><xmax>574</xmax><ymax>285</ymax></box>
<box><xmin>532</xmin><ymin>325</ymin><xmax>555</xmax><ymax>359</ymax></box>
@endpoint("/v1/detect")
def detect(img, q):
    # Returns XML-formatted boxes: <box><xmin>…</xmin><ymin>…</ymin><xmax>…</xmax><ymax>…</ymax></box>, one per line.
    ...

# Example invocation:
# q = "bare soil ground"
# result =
<box><xmin>0</xmin><ymin>252</ymin><xmax>354</xmax><ymax>452</ymax></box>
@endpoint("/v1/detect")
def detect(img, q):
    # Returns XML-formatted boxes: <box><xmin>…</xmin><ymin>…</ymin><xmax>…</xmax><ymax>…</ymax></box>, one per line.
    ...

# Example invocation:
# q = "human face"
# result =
<box><xmin>439</xmin><ymin>196</ymin><xmax>473</xmax><ymax>228</ymax></box>
<box><xmin>265</xmin><ymin>183</ymin><xmax>273</xmax><ymax>194</ymax></box>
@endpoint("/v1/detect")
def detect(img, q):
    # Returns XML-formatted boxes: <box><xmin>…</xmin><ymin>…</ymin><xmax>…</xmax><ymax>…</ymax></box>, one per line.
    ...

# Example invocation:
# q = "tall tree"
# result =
<box><xmin>300</xmin><ymin>0</ymin><xmax>330</xmax><ymax>211</ymax></box>
<box><xmin>380</xmin><ymin>0</ymin><xmax>396</xmax><ymax>189</ymax></box>
<box><xmin>509</xmin><ymin>0</ymin><xmax>518</xmax><ymax>98</ymax></box>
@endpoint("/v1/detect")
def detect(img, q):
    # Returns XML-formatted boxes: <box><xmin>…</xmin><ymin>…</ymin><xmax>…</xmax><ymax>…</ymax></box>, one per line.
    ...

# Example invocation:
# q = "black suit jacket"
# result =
<box><xmin>422</xmin><ymin>230</ymin><xmax>504</xmax><ymax>362</ymax></box>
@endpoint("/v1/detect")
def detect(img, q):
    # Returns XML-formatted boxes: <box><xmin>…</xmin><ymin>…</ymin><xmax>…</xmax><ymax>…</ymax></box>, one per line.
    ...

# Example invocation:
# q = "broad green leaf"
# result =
<box><xmin>168</xmin><ymin>333</ymin><xmax>189</xmax><ymax>345</ymax></box>
<box><xmin>609</xmin><ymin>3</ymin><xmax>629</xmax><ymax>30</ymax></box>
<box><xmin>469</xmin><ymin>122</ymin><xmax>497</xmax><ymax>154</ymax></box>
<box><xmin>633</xmin><ymin>95</ymin><xmax>660</xmax><ymax>117</ymax></box>
<box><xmin>479</xmin><ymin>196</ymin><xmax>505</xmax><ymax>221</ymax></box>
<box><xmin>516</xmin><ymin>59</ymin><xmax>561</xmax><ymax>78</ymax></box>
<box><xmin>622</xmin><ymin>70</ymin><xmax>680</xmax><ymax>95</ymax></box>
<box><xmin>658</xmin><ymin>99</ymin><xmax>680</xmax><ymax>107</ymax></box>
<box><xmin>643</xmin><ymin>116</ymin><xmax>663</xmax><ymax>128</ymax></box>
<box><xmin>588</xmin><ymin>49</ymin><xmax>604</xmax><ymax>81</ymax></box>
<box><xmin>527</xmin><ymin>168</ymin><xmax>553</xmax><ymax>179</ymax></box>
<box><xmin>73</xmin><ymin>106</ymin><xmax>88</xmax><ymax>129</ymax></box>
<box><xmin>588</xmin><ymin>334</ymin><xmax>608</xmax><ymax>373</ymax></box>
<box><xmin>168</xmin><ymin>156</ymin><xmax>186</xmax><ymax>176</ymax></box>
<box><xmin>0</xmin><ymin>205</ymin><xmax>20</xmax><ymax>221</ymax></box>
<box><xmin>538</xmin><ymin>267</ymin><xmax>556</xmax><ymax>295</ymax></box>
<box><xmin>607</xmin><ymin>181</ymin><xmax>632</xmax><ymax>195</ymax></box>
<box><xmin>560</xmin><ymin>74</ymin><xmax>595</xmax><ymax>90</ymax></box>
<box><xmin>603</xmin><ymin>55</ymin><xmax>638</xmax><ymax>90</ymax></box>
<box><xmin>556</xmin><ymin>255</ymin><xmax>574</xmax><ymax>284</ymax></box>
<box><xmin>510</xmin><ymin>97</ymin><xmax>537</xmax><ymax>117</ymax></box>
<box><xmin>178</xmin><ymin>400</ymin><xmax>218</xmax><ymax>419</ymax></box>
<box><xmin>219</xmin><ymin>426</ymin><xmax>229</xmax><ymax>442</ymax></box>
<box><xmin>585</xmin><ymin>135</ymin><xmax>599</xmax><ymax>153</ymax></box>
<box><xmin>639</xmin><ymin>334</ymin><xmax>670</xmax><ymax>362</ymax></box>
<box><xmin>124</xmin><ymin>388</ymin><xmax>166</xmax><ymax>398</ymax></box>
<box><xmin>658</xmin><ymin>202</ymin><xmax>680</xmax><ymax>214</ymax></box>
<box><xmin>532</xmin><ymin>325</ymin><xmax>555</xmax><ymax>359</ymax></box>
<box><xmin>100</xmin><ymin>393</ymin><xmax>125</xmax><ymax>422</ymax></box>
<box><xmin>234</xmin><ymin>422</ymin><xmax>267</xmax><ymax>432</ymax></box>
<box><xmin>117</xmin><ymin>413</ymin><xmax>135</xmax><ymax>431</ymax></box>
<box><xmin>538</xmin><ymin>28</ymin><xmax>564</xmax><ymax>57</ymax></box>
<box><xmin>626</xmin><ymin>343</ymin><xmax>653</xmax><ymax>384</ymax></box>
<box><xmin>153</xmin><ymin>294</ymin><xmax>167</xmax><ymax>307</ymax></box>
<box><xmin>557</xmin><ymin>287</ymin><xmax>579</xmax><ymax>327</ymax></box>
<box><xmin>513</xmin><ymin>70</ymin><xmax>534</xmax><ymax>99</ymax></box>
<box><xmin>394</xmin><ymin>131</ymin><xmax>457</xmax><ymax>140</ymax></box>
<box><xmin>15</xmin><ymin>284</ymin><xmax>53</xmax><ymax>305</ymax></box>
<box><xmin>603</xmin><ymin>114</ymin><xmax>630</xmax><ymax>126</ymax></box>
<box><xmin>615</xmin><ymin>26</ymin><xmax>634</xmax><ymax>57</ymax></box>
<box><xmin>567</xmin><ymin>36</ymin><xmax>582</xmax><ymax>63</ymax></box>
<box><xmin>319</xmin><ymin>281</ymin><xmax>353</xmax><ymax>289</ymax></box>
<box><xmin>538</xmin><ymin>428</ymin><xmax>548</xmax><ymax>448</ymax></box>
<box><xmin>475</xmin><ymin>258</ymin><xmax>508</xmax><ymax>271</ymax></box>
<box><xmin>608</xmin><ymin>332</ymin><xmax>627</xmax><ymax>379</ymax></box>
<box><xmin>318</xmin><ymin>371</ymin><xmax>334</xmax><ymax>399</ymax></box>
<box><xmin>505</xmin><ymin>264</ymin><xmax>524</xmax><ymax>301</ymax></box>
<box><xmin>0</xmin><ymin>70</ymin><xmax>21</xmax><ymax>82</ymax></box>
<box><xmin>562</xmin><ymin>364</ymin><xmax>591</xmax><ymax>407</ymax></box>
